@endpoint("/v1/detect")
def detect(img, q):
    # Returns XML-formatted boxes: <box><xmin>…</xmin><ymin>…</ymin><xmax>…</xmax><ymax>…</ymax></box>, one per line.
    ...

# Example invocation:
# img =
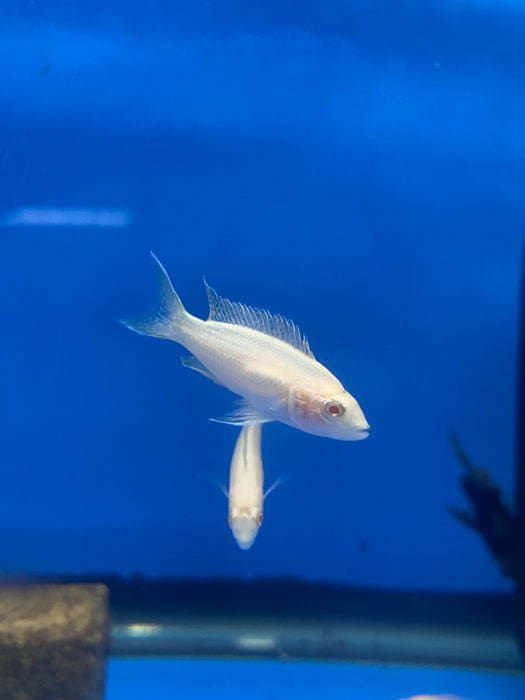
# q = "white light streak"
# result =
<box><xmin>2</xmin><ymin>207</ymin><xmax>132</xmax><ymax>228</ymax></box>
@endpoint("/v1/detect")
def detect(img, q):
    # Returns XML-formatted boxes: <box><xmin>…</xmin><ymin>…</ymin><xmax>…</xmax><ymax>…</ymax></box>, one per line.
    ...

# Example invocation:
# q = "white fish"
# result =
<box><xmin>399</xmin><ymin>695</ymin><xmax>470</xmax><ymax>700</ymax></box>
<box><xmin>224</xmin><ymin>424</ymin><xmax>268</xmax><ymax>550</ymax></box>
<box><xmin>122</xmin><ymin>253</ymin><xmax>370</xmax><ymax>440</ymax></box>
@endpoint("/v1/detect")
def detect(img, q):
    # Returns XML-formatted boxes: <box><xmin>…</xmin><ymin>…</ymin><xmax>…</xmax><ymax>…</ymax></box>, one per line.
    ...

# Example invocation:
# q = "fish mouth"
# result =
<box><xmin>231</xmin><ymin>516</ymin><xmax>260</xmax><ymax>550</ymax></box>
<box><xmin>354</xmin><ymin>425</ymin><xmax>371</xmax><ymax>440</ymax></box>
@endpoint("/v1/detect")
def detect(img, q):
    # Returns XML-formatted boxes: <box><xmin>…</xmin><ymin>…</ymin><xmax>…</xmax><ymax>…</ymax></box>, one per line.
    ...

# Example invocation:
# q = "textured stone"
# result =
<box><xmin>0</xmin><ymin>584</ymin><xmax>109</xmax><ymax>700</ymax></box>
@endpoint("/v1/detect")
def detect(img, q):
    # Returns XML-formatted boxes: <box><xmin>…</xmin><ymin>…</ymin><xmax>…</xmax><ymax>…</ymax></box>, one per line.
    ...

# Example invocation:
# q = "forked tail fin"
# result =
<box><xmin>120</xmin><ymin>252</ymin><xmax>187</xmax><ymax>341</ymax></box>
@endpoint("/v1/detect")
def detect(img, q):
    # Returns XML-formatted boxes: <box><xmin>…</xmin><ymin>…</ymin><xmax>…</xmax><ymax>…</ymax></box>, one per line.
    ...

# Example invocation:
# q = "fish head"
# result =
<box><xmin>288</xmin><ymin>386</ymin><xmax>370</xmax><ymax>440</ymax></box>
<box><xmin>228</xmin><ymin>507</ymin><xmax>263</xmax><ymax>550</ymax></box>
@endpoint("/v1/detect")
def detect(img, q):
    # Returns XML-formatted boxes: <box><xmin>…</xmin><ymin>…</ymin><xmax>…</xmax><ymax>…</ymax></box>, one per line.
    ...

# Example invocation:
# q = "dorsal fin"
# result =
<box><xmin>204</xmin><ymin>281</ymin><xmax>315</xmax><ymax>358</ymax></box>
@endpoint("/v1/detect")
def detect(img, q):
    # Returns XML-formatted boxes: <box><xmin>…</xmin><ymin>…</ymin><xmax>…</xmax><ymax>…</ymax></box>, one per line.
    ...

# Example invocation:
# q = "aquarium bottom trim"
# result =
<box><xmin>110</xmin><ymin>617</ymin><xmax>521</xmax><ymax>671</ymax></box>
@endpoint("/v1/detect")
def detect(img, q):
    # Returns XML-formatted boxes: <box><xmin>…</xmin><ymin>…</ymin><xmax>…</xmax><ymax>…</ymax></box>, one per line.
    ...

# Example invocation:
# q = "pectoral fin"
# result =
<box><xmin>181</xmin><ymin>355</ymin><xmax>224</xmax><ymax>386</ymax></box>
<box><xmin>263</xmin><ymin>475</ymin><xmax>287</xmax><ymax>499</ymax></box>
<box><xmin>211</xmin><ymin>400</ymin><xmax>272</xmax><ymax>426</ymax></box>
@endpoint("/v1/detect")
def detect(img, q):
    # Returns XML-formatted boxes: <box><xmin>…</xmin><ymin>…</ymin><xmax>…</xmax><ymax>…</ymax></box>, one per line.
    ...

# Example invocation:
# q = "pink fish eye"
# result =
<box><xmin>257</xmin><ymin>514</ymin><xmax>263</xmax><ymax>526</ymax></box>
<box><xmin>323</xmin><ymin>400</ymin><xmax>345</xmax><ymax>419</ymax></box>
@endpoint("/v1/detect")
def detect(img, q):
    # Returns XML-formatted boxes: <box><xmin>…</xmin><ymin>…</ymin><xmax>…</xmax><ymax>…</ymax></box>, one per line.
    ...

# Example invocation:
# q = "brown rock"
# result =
<box><xmin>0</xmin><ymin>584</ymin><xmax>109</xmax><ymax>700</ymax></box>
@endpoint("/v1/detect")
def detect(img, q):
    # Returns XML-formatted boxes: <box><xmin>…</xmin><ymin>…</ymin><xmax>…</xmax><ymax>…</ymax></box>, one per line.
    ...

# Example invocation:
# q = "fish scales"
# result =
<box><xmin>182</xmin><ymin>318</ymin><xmax>337</xmax><ymax>400</ymax></box>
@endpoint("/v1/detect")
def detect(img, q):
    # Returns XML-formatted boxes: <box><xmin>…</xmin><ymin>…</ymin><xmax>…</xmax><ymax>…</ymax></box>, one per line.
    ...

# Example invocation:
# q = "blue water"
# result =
<box><xmin>106</xmin><ymin>659</ymin><xmax>525</xmax><ymax>700</ymax></box>
<box><xmin>0</xmin><ymin>1</ymin><xmax>524</xmax><ymax>591</ymax></box>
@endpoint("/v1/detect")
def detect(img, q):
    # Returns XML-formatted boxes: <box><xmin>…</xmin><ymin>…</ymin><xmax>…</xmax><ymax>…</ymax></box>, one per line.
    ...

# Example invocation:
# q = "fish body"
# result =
<box><xmin>400</xmin><ymin>695</ymin><xmax>470</xmax><ymax>700</ymax></box>
<box><xmin>122</xmin><ymin>253</ymin><xmax>370</xmax><ymax>441</ymax></box>
<box><xmin>227</xmin><ymin>424</ymin><xmax>264</xmax><ymax>549</ymax></box>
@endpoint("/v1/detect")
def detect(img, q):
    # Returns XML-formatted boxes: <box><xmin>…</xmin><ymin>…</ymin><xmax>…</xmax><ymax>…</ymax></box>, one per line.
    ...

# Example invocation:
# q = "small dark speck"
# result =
<box><xmin>40</xmin><ymin>63</ymin><xmax>51</xmax><ymax>75</ymax></box>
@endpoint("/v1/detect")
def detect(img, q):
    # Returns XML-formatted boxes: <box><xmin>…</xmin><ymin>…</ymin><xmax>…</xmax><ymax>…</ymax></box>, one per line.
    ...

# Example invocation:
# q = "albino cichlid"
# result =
<box><xmin>122</xmin><ymin>253</ymin><xmax>370</xmax><ymax>441</ymax></box>
<box><xmin>399</xmin><ymin>696</ymin><xmax>471</xmax><ymax>700</ymax></box>
<box><xmin>223</xmin><ymin>424</ymin><xmax>271</xmax><ymax>550</ymax></box>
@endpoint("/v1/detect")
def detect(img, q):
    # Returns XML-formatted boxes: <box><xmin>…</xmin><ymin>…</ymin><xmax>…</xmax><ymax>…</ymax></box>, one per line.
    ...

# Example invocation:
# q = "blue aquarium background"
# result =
<box><xmin>0</xmin><ymin>0</ymin><xmax>523</xmax><ymax>593</ymax></box>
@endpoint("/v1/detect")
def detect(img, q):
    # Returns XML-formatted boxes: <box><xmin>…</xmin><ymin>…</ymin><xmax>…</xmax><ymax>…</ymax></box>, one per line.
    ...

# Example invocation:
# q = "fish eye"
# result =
<box><xmin>323</xmin><ymin>400</ymin><xmax>345</xmax><ymax>419</ymax></box>
<box><xmin>256</xmin><ymin>514</ymin><xmax>263</xmax><ymax>526</ymax></box>
<box><xmin>227</xmin><ymin>515</ymin><xmax>232</xmax><ymax>526</ymax></box>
